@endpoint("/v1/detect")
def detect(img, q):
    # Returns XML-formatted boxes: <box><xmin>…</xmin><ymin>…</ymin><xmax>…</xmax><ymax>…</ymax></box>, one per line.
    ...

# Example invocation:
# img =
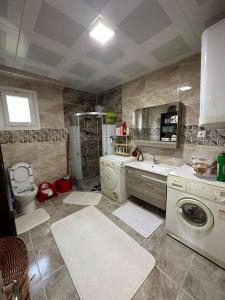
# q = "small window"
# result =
<box><xmin>0</xmin><ymin>86</ymin><xmax>41</xmax><ymax>130</ymax></box>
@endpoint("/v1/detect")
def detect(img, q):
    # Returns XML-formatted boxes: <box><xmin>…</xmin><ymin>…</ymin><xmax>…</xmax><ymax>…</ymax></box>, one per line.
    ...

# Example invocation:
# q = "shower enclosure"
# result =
<box><xmin>69</xmin><ymin>112</ymin><xmax>115</xmax><ymax>190</ymax></box>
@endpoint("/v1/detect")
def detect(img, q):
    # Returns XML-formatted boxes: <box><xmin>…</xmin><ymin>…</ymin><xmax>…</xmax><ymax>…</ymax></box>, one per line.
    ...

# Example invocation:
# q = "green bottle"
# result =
<box><xmin>217</xmin><ymin>152</ymin><xmax>225</xmax><ymax>182</ymax></box>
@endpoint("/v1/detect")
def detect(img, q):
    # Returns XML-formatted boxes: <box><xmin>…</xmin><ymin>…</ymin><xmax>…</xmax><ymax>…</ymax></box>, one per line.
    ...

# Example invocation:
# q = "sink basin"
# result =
<box><xmin>125</xmin><ymin>161</ymin><xmax>177</xmax><ymax>176</ymax></box>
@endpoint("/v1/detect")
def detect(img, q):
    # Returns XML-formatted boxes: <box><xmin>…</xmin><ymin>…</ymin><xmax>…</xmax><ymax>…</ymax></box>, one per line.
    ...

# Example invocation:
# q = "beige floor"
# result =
<box><xmin>18</xmin><ymin>192</ymin><xmax>225</xmax><ymax>300</ymax></box>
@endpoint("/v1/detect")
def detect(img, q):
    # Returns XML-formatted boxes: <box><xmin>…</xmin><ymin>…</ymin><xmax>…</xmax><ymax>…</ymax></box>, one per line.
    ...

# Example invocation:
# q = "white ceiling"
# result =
<box><xmin>0</xmin><ymin>0</ymin><xmax>225</xmax><ymax>93</ymax></box>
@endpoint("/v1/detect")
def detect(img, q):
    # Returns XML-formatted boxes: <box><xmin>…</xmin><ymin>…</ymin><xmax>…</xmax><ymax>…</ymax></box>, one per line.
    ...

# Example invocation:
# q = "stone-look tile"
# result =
<box><xmin>29</xmin><ymin>283</ymin><xmax>47</xmax><ymax>300</ymax></box>
<box><xmin>44</xmin><ymin>266</ymin><xmax>80</xmax><ymax>300</ymax></box>
<box><xmin>96</xmin><ymin>195</ymin><xmax>120</xmax><ymax>216</ymax></box>
<box><xmin>146</xmin><ymin>64</ymin><xmax>180</xmax><ymax>92</ymax></box>
<box><xmin>1</xmin><ymin>141</ymin><xmax>67</xmax><ymax>185</ymax></box>
<box><xmin>0</xmin><ymin>70</ymin><xmax>65</xmax><ymax>129</ymax></box>
<box><xmin>28</xmin><ymin>250</ymin><xmax>42</xmax><ymax>289</ymax></box>
<box><xmin>177</xmin><ymin>290</ymin><xmax>195</xmax><ymax>300</ymax></box>
<box><xmin>143</xmin><ymin>230</ymin><xmax>194</xmax><ymax>285</ymax></box>
<box><xmin>18</xmin><ymin>231</ymin><xmax>33</xmax><ymax>251</ymax></box>
<box><xmin>132</xmin><ymin>267</ymin><xmax>180</xmax><ymax>300</ymax></box>
<box><xmin>37</xmin><ymin>199</ymin><xmax>59</xmax><ymax>219</ymax></box>
<box><xmin>179</xmin><ymin>54</ymin><xmax>200</xmax><ymax>85</ymax></box>
<box><xmin>30</xmin><ymin>220</ymin><xmax>52</xmax><ymax>248</ymax></box>
<box><xmin>35</xmin><ymin>238</ymin><xmax>64</xmax><ymax>280</ymax></box>
<box><xmin>182</xmin><ymin>254</ymin><xmax>225</xmax><ymax>300</ymax></box>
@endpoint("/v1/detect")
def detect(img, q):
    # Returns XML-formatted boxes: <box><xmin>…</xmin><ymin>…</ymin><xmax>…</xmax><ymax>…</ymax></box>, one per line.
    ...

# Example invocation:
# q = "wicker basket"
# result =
<box><xmin>0</xmin><ymin>237</ymin><xmax>29</xmax><ymax>300</ymax></box>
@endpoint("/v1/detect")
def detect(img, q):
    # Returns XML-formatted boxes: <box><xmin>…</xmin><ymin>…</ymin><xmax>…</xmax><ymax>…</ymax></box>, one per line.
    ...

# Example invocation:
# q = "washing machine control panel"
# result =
<box><xmin>168</xmin><ymin>176</ymin><xmax>225</xmax><ymax>204</ymax></box>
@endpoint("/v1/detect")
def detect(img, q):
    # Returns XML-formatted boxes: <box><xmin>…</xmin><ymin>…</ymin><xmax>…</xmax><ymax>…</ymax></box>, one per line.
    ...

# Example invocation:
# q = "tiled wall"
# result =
<box><xmin>63</xmin><ymin>87</ymin><xmax>97</xmax><ymax>127</ymax></box>
<box><xmin>0</xmin><ymin>67</ymin><xmax>68</xmax><ymax>183</ymax></box>
<box><xmin>63</xmin><ymin>88</ymin><xmax>101</xmax><ymax>183</ymax></box>
<box><xmin>97</xmin><ymin>86</ymin><xmax>122</xmax><ymax>123</ymax></box>
<box><xmin>102</xmin><ymin>54</ymin><xmax>224</xmax><ymax>165</ymax></box>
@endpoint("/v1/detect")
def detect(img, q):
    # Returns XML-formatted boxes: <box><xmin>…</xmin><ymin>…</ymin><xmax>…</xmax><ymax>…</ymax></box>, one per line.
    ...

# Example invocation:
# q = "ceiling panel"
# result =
<box><xmin>0</xmin><ymin>30</ymin><xmax>6</xmax><ymax>51</ymax></box>
<box><xmin>82</xmin><ymin>0</ymin><xmax>110</xmax><ymax>12</ymax></box>
<box><xmin>150</xmin><ymin>36</ymin><xmax>190</xmax><ymax>63</ymax></box>
<box><xmin>99</xmin><ymin>74</ymin><xmax>122</xmax><ymax>86</ymax></box>
<box><xmin>119</xmin><ymin>60</ymin><xmax>149</xmax><ymax>76</ymax></box>
<box><xmin>34</xmin><ymin>1</ymin><xmax>85</xmax><ymax>47</ymax></box>
<box><xmin>69</xmin><ymin>62</ymin><xmax>97</xmax><ymax>78</ymax></box>
<box><xmin>0</xmin><ymin>0</ymin><xmax>8</xmax><ymax>18</ymax></box>
<box><xmin>196</xmin><ymin>0</ymin><xmax>208</xmax><ymax>6</ymax></box>
<box><xmin>0</xmin><ymin>56</ymin><xmax>5</xmax><ymax>65</ymax></box>
<box><xmin>87</xmin><ymin>44</ymin><xmax>124</xmax><ymax>64</ymax></box>
<box><xmin>23</xmin><ymin>64</ymin><xmax>49</xmax><ymax>76</ymax></box>
<box><xmin>118</xmin><ymin>0</ymin><xmax>172</xmax><ymax>44</ymax></box>
<box><xmin>27</xmin><ymin>43</ymin><xmax>63</xmax><ymax>67</ymax></box>
<box><xmin>0</xmin><ymin>0</ymin><xmax>224</xmax><ymax>93</ymax></box>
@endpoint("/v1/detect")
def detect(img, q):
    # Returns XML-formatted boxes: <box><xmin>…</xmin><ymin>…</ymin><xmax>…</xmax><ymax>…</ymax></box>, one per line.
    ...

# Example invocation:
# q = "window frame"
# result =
<box><xmin>0</xmin><ymin>86</ymin><xmax>41</xmax><ymax>130</ymax></box>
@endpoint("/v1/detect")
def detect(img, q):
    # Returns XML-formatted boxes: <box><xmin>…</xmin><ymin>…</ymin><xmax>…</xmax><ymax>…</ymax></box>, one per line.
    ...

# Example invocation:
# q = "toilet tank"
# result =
<box><xmin>199</xmin><ymin>18</ymin><xmax>225</xmax><ymax>129</ymax></box>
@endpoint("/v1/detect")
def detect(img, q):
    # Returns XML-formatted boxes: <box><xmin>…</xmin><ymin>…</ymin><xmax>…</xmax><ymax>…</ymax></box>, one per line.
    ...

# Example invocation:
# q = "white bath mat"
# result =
<box><xmin>113</xmin><ymin>201</ymin><xmax>163</xmax><ymax>238</ymax></box>
<box><xmin>16</xmin><ymin>208</ymin><xmax>50</xmax><ymax>234</ymax></box>
<box><xmin>51</xmin><ymin>206</ymin><xmax>155</xmax><ymax>300</ymax></box>
<box><xmin>63</xmin><ymin>191</ymin><xmax>102</xmax><ymax>206</ymax></box>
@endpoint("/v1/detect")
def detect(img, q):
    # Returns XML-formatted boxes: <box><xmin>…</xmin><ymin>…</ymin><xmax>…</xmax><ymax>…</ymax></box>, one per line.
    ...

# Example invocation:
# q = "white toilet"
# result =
<box><xmin>9</xmin><ymin>162</ymin><xmax>38</xmax><ymax>215</ymax></box>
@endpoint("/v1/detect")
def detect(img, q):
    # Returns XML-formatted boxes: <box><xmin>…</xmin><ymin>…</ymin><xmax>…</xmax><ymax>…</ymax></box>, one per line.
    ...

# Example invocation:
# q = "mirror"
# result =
<box><xmin>133</xmin><ymin>102</ymin><xmax>182</xmax><ymax>148</ymax></box>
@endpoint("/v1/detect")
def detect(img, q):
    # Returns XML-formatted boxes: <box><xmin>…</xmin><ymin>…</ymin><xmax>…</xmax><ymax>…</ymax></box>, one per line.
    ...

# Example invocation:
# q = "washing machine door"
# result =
<box><xmin>177</xmin><ymin>198</ymin><xmax>214</xmax><ymax>231</ymax></box>
<box><xmin>101</xmin><ymin>166</ymin><xmax>117</xmax><ymax>191</ymax></box>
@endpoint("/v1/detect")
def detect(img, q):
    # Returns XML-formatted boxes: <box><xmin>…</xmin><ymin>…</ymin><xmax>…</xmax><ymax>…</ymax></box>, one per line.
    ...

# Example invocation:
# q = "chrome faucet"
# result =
<box><xmin>151</xmin><ymin>153</ymin><xmax>159</xmax><ymax>164</ymax></box>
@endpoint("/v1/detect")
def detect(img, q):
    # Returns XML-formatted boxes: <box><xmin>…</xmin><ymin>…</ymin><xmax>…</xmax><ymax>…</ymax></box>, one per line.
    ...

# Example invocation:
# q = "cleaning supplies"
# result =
<box><xmin>217</xmin><ymin>152</ymin><xmax>225</xmax><ymax>182</ymax></box>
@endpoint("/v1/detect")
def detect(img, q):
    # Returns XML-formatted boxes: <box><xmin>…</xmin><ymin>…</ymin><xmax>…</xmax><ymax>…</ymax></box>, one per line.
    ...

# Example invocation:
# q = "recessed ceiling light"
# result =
<box><xmin>179</xmin><ymin>86</ymin><xmax>192</xmax><ymax>91</ymax></box>
<box><xmin>89</xmin><ymin>18</ymin><xmax>114</xmax><ymax>45</ymax></box>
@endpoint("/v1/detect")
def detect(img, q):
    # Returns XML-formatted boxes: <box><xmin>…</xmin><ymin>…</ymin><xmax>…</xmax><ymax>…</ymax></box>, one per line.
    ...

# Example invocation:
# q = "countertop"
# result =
<box><xmin>125</xmin><ymin>161</ymin><xmax>178</xmax><ymax>176</ymax></box>
<box><xmin>169</xmin><ymin>164</ymin><xmax>225</xmax><ymax>188</ymax></box>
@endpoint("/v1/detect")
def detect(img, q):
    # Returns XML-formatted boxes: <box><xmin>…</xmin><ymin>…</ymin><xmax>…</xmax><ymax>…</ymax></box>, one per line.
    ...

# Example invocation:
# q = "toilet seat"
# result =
<box><xmin>9</xmin><ymin>162</ymin><xmax>34</xmax><ymax>190</ymax></box>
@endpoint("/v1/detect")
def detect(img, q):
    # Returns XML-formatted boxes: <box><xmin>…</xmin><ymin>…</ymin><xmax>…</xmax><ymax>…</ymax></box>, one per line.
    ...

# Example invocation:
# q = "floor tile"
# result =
<box><xmin>44</xmin><ymin>265</ymin><xmax>80</xmax><ymax>300</ymax></box>
<box><xmin>18</xmin><ymin>231</ymin><xmax>33</xmax><ymax>251</ymax></box>
<box><xmin>182</xmin><ymin>254</ymin><xmax>225</xmax><ymax>300</ymax></box>
<box><xmin>30</xmin><ymin>220</ymin><xmax>52</xmax><ymax>248</ymax></box>
<box><xmin>177</xmin><ymin>290</ymin><xmax>195</xmax><ymax>300</ymax></box>
<box><xmin>52</xmin><ymin>196</ymin><xmax>83</xmax><ymax>216</ymax></box>
<box><xmin>29</xmin><ymin>282</ymin><xmax>46</xmax><ymax>300</ymax></box>
<box><xmin>28</xmin><ymin>249</ymin><xmax>42</xmax><ymax>289</ymax></box>
<box><xmin>35</xmin><ymin>238</ymin><xmax>64</xmax><ymax>280</ymax></box>
<box><xmin>96</xmin><ymin>195</ymin><xmax>120</xmax><ymax>215</ymax></box>
<box><xmin>143</xmin><ymin>230</ymin><xmax>194</xmax><ymax>285</ymax></box>
<box><xmin>132</xmin><ymin>267</ymin><xmax>179</xmax><ymax>300</ymax></box>
<box><xmin>37</xmin><ymin>199</ymin><xmax>58</xmax><ymax>218</ymax></box>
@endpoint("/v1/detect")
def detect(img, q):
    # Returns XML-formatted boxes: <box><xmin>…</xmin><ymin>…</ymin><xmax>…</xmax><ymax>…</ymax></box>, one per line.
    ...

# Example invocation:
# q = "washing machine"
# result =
<box><xmin>166</xmin><ymin>165</ymin><xmax>225</xmax><ymax>269</ymax></box>
<box><xmin>100</xmin><ymin>155</ymin><xmax>136</xmax><ymax>203</ymax></box>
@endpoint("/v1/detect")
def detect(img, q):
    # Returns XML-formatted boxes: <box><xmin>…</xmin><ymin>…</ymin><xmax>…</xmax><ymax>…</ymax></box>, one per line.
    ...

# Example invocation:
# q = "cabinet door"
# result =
<box><xmin>143</xmin><ymin>175</ymin><xmax>167</xmax><ymax>210</ymax></box>
<box><xmin>126</xmin><ymin>168</ymin><xmax>144</xmax><ymax>199</ymax></box>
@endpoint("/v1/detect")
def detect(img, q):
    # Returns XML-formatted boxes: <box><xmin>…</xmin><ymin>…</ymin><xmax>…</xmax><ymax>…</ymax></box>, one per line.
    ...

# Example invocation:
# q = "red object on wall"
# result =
<box><xmin>55</xmin><ymin>178</ymin><xmax>73</xmax><ymax>193</ymax></box>
<box><xmin>37</xmin><ymin>182</ymin><xmax>58</xmax><ymax>202</ymax></box>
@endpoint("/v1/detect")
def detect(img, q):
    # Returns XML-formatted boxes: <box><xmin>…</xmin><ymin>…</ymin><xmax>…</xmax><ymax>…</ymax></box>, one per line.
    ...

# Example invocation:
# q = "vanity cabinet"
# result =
<box><xmin>126</xmin><ymin>167</ymin><xmax>167</xmax><ymax>210</ymax></box>
<box><xmin>126</xmin><ymin>168</ymin><xmax>144</xmax><ymax>199</ymax></box>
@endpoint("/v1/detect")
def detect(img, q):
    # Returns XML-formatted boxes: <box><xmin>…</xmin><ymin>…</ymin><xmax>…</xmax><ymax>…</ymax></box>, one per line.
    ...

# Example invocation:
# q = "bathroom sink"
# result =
<box><xmin>125</xmin><ymin>161</ymin><xmax>177</xmax><ymax>176</ymax></box>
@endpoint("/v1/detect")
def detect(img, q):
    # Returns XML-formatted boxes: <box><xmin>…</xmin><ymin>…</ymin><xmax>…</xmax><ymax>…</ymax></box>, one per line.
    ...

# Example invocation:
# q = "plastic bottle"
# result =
<box><xmin>138</xmin><ymin>150</ymin><xmax>144</xmax><ymax>162</ymax></box>
<box><xmin>217</xmin><ymin>152</ymin><xmax>225</xmax><ymax>182</ymax></box>
<box><xmin>122</xmin><ymin>122</ymin><xmax>127</xmax><ymax>135</ymax></box>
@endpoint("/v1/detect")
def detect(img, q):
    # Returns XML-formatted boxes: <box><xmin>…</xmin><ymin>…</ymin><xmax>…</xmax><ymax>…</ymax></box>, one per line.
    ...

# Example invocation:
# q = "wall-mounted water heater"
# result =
<box><xmin>200</xmin><ymin>18</ymin><xmax>225</xmax><ymax>129</ymax></box>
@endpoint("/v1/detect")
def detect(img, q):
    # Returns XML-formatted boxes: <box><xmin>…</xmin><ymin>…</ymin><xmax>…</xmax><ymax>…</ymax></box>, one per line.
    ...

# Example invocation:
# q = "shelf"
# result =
<box><xmin>113</xmin><ymin>152</ymin><xmax>130</xmax><ymax>156</ymax></box>
<box><xmin>114</xmin><ymin>143</ymin><xmax>130</xmax><ymax>146</ymax></box>
<box><xmin>134</xmin><ymin>140</ymin><xmax>177</xmax><ymax>149</ymax></box>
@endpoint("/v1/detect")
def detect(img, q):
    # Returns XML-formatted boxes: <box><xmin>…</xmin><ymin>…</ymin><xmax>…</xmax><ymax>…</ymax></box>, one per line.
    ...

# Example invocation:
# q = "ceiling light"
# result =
<box><xmin>89</xmin><ymin>18</ymin><xmax>114</xmax><ymax>45</ymax></box>
<box><xmin>179</xmin><ymin>86</ymin><xmax>192</xmax><ymax>91</ymax></box>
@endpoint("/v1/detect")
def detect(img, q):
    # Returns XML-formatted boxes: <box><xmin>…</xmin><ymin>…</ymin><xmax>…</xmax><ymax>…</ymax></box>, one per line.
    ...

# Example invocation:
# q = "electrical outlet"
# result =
<box><xmin>197</xmin><ymin>130</ymin><xmax>206</xmax><ymax>139</ymax></box>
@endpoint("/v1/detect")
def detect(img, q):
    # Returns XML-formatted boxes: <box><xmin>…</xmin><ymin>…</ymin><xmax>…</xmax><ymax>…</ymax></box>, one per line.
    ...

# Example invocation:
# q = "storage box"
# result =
<box><xmin>55</xmin><ymin>178</ymin><xmax>73</xmax><ymax>193</ymax></box>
